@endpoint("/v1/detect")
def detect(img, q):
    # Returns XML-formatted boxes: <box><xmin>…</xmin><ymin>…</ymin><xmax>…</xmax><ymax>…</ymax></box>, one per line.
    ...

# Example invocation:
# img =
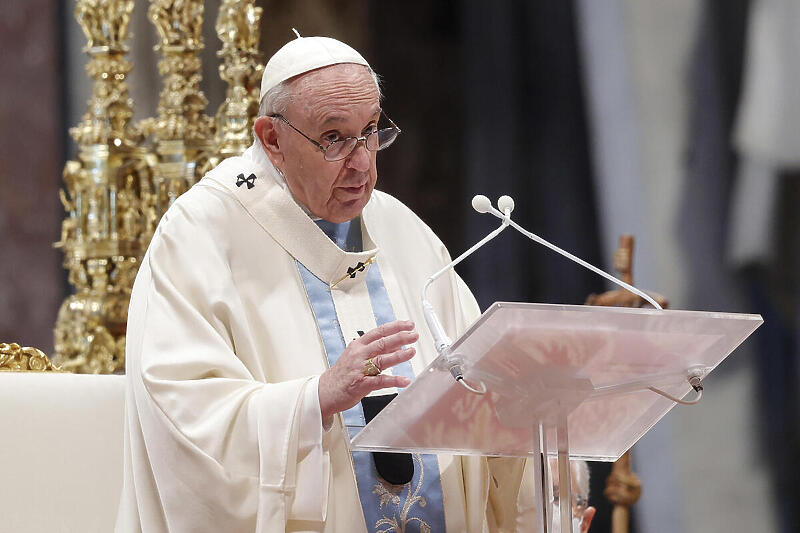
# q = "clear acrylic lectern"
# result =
<box><xmin>351</xmin><ymin>302</ymin><xmax>763</xmax><ymax>533</ymax></box>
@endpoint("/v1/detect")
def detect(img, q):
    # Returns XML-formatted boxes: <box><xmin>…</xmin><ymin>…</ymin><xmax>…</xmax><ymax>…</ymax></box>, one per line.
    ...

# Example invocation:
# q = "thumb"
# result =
<box><xmin>581</xmin><ymin>506</ymin><xmax>596</xmax><ymax>532</ymax></box>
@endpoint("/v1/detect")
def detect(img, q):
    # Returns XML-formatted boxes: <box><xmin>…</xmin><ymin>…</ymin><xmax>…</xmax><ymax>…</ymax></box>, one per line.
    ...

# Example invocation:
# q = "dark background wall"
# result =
<box><xmin>0</xmin><ymin>2</ymin><xmax>65</xmax><ymax>355</ymax></box>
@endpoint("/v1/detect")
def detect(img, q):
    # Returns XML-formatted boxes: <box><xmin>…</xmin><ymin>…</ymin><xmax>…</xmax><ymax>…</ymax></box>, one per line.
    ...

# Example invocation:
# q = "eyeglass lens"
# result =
<box><xmin>324</xmin><ymin>127</ymin><xmax>399</xmax><ymax>161</ymax></box>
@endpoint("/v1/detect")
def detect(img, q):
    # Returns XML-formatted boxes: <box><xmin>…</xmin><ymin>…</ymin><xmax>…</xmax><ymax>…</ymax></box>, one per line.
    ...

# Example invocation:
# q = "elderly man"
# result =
<box><xmin>116</xmin><ymin>35</ymin><xmax>538</xmax><ymax>532</ymax></box>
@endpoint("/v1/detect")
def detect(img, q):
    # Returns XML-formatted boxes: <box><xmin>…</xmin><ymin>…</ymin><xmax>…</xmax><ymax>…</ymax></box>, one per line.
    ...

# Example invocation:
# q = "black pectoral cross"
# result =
<box><xmin>346</xmin><ymin>261</ymin><xmax>367</xmax><ymax>279</ymax></box>
<box><xmin>236</xmin><ymin>173</ymin><xmax>257</xmax><ymax>189</ymax></box>
<box><xmin>329</xmin><ymin>255</ymin><xmax>376</xmax><ymax>289</ymax></box>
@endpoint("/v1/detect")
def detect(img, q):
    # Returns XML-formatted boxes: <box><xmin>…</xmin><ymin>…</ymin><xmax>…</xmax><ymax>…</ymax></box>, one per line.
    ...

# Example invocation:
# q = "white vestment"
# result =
<box><xmin>116</xmin><ymin>141</ymin><xmax>528</xmax><ymax>532</ymax></box>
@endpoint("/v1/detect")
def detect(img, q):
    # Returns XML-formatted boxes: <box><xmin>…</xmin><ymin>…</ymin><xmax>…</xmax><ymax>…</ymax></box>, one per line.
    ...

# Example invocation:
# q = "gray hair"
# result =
<box><xmin>549</xmin><ymin>458</ymin><xmax>591</xmax><ymax>502</ymax></box>
<box><xmin>258</xmin><ymin>65</ymin><xmax>382</xmax><ymax>117</ymax></box>
<box><xmin>573</xmin><ymin>460</ymin><xmax>590</xmax><ymax>502</ymax></box>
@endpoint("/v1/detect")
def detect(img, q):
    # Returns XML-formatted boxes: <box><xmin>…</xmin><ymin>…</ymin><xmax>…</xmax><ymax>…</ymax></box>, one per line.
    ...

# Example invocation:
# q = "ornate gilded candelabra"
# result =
<box><xmin>53</xmin><ymin>0</ymin><xmax>264</xmax><ymax>374</ymax></box>
<box><xmin>215</xmin><ymin>0</ymin><xmax>264</xmax><ymax>159</ymax></box>
<box><xmin>142</xmin><ymin>0</ymin><xmax>215</xmax><ymax>210</ymax></box>
<box><xmin>54</xmin><ymin>0</ymin><xmax>149</xmax><ymax>374</ymax></box>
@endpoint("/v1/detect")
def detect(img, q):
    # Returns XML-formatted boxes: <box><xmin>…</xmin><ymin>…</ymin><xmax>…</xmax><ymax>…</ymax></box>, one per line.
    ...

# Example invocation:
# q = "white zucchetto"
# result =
<box><xmin>259</xmin><ymin>30</ymin><xmax>371</xmax><ymax>103</ymax></box>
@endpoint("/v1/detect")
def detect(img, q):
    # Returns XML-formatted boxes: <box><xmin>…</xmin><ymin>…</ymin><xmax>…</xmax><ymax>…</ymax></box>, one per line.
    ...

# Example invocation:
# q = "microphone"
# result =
<box><xmin>421</xmin><ymin>199</ymin><xmax>509</xmax><ymax>355</ymax></box>
<box><xmin>422</xmin><ymin>194</ymin><xmax>662</xmax><ymax>356</ymax></box>
<box><xmin>497</xmin><ymin>195</ymin><xmax>514</xmax><ymax>215</ymax></box>
<box><xmin>471</xmin><ymin>194</ymin><xmax>493</xmax><ymax>214</ymax></box>
<box><xmin>477</xmin><ymin>195</ymin><xmax>663</xmax><ymax>310</ymax></box>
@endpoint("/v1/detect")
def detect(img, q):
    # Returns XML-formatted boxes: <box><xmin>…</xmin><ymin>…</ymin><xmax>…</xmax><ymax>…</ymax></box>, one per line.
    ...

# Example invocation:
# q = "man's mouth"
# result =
<box><xmin>339</xmin><ymin>183</ymin><xmax>366</xmax><ymax>196</ymax></box>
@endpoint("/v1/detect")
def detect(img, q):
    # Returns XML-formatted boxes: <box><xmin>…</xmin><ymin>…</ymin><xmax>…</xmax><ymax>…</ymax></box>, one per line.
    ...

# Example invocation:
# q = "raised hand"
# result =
<box><xmin>318</xmin><ymin>320</ymin><xmax>418</xmax><ymax>424</ymax></box>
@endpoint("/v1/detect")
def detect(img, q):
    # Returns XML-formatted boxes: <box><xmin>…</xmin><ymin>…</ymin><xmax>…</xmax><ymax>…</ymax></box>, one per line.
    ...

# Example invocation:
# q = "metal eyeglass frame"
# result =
<box><xmin>269</xmin><ymin>111</ymin><xmax>402</xmax><ymax>162</ymax></box>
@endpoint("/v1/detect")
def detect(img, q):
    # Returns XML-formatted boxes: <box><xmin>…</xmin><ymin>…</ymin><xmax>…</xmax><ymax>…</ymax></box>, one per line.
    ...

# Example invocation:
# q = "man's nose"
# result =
<box><xmin>345</xmin><ymin>140</ymin><xmax>371</xmax><ymax>172</ymax></box>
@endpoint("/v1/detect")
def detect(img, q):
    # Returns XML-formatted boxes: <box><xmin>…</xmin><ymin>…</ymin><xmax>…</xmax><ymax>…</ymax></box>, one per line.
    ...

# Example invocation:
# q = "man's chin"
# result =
<box><xmin>326</xmin><ymin>191</ymin><xmax>372</xmax><ymax>223</ymax></box>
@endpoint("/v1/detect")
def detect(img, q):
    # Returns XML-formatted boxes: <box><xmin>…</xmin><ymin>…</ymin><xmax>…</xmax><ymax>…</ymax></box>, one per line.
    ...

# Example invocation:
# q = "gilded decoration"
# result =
<box><xmin>54</xmin><ymin>0</ymin><xmax>147</xmax><ymax>374</ymax></box>
<box><xmin>142</xmin><ymin>0</ymin><xmax>215</xmax><ymax>208</ymax></box>
<box><xmin>372</xmin><ymin>454</ymin><xmax>432</xmax><ymax>533</ymax></box>
<box><xmin>54</xmin><ymin>0</ymin><xmax>263</xmax><ymax>373</ymax></box>
<box><xmin>0</xmin><ymin>343</ymin><xmax>60</xmax><ymax>372</ymax></box>
<box><xmin>215</xmin><ymin>0</ymin><xmax>264</xmax><ymax>158</ymax></box>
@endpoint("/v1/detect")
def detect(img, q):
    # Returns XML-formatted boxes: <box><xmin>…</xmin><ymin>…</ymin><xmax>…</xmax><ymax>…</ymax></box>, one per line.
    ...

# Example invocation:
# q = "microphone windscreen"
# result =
<box><xmin>472</xmin><ymin>195</ymin><xmax>492</xmax><ymax>213</ymax></box>
<box><xmin>498</xmin><ymin>195</ymin><xmax>515</xmax><ymax>214</ymax></box>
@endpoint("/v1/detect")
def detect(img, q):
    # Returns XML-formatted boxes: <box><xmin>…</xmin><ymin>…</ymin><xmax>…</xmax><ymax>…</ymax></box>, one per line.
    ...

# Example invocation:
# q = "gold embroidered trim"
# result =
<box><xmin>372</xmin><ymin>453</ymin><xmax>431</xmax><ymax>533</ymax></box>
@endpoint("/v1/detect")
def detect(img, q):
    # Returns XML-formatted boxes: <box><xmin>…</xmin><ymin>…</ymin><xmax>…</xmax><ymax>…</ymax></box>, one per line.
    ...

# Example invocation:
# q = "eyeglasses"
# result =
<box><xmin>552</xmin><ymin>489</ymin><xmax>588</xmax><ymax>521</ymax></box>
<box><xmin>270</xmin><ymin>111</ymin><xmax>401</xmax><ymax>162</ymax></box>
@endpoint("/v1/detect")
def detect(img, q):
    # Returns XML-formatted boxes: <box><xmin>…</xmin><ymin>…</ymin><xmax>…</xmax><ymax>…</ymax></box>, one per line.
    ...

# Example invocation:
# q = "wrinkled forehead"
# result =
<box><xmin>288</xmin><ymin>64</ymin><xmax>379</xmax><ymax>112</ymax></box>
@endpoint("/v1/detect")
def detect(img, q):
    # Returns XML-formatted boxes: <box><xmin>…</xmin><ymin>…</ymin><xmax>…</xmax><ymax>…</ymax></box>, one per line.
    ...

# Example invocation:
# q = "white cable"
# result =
<box><xmin>421</xmin><ymin>221</ymin><xmax>509</xmax><ymax>298</ymax></box>
<box><xmin>480</xmin><ymin>197</ymin><xmax>663</xmax><ymax>310</ymax></box>
<box><xmin>421</xmin><ymin>203</ymin><xmax>510</xmax><ymax>354</ymax></box>
<box><xmin>648</xmin><ymin>386</ymin><xmax>703</xmax><ymax>405</ymax></box>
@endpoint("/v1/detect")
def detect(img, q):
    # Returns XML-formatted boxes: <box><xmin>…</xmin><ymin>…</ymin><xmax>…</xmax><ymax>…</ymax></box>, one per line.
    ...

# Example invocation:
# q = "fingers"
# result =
<box><xmin>365</xmin><ymin>347</ymin><xmax>415</xmax><ymax>393</ymax></box>
<box><xmin>366</xmin><ymin>373</ymin><xmax>412</xmax><ymax>391</ymax></box>
<box><xmin>358</xmin><ymin>320</ymin><xmax>414</xmax><ymax>346</ymax></box>
<box><xmin>374</xmin><ymin>346</ymin><xmax>415</xmax><ymax>372</ymax></box>
<box><xmin>363</xmin><ymin>329</ymin><xmax>418</xmax><ymax>359</ymax></box>
<box><xmin>319</xmin><ymin>321</ymin><xmax>418</xmax><ymax>419</ymax></box>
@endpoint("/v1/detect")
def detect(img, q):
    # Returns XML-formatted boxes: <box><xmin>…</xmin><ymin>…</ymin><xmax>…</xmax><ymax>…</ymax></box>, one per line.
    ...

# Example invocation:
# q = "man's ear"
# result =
<box><xmin>254</xmin><ymin>116</ymin><xmax>284</xmax><ymax>168</ymax></box>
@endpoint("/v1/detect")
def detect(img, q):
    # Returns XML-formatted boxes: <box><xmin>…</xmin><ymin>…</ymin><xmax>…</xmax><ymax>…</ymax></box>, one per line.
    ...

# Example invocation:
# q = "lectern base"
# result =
<box><xmin>531</xmin><ymin>416</ymin><xmax>574</xmax><ymax>533</ymax></box>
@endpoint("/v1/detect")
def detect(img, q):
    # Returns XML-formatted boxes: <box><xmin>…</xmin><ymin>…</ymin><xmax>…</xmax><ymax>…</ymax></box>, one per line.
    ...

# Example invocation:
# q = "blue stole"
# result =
<box><xmin>296</xmin><ymin>218</ymin><xmax>447</xmax><ymax>533</ymax></box>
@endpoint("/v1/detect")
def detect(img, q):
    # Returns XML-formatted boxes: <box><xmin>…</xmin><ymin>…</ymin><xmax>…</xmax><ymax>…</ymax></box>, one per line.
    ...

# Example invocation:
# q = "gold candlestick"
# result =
<box><xmin>142</xmin><ymin>0</ymin><xmax>215</xmax><ymax>213</ymax></box>
<box><xmin>53</xmin><ymin>0</ymin><xmax>265</xmax><ymax>374</ymax></box>
<box><xmin>214</xmin><ymin>0</ymin><xmax>264</xmax><ymax>159</ymax></box>
<box><xmin>54</xmin><ymin>0</ymin><xmax>149</xmax><ymax>373</ymax></box>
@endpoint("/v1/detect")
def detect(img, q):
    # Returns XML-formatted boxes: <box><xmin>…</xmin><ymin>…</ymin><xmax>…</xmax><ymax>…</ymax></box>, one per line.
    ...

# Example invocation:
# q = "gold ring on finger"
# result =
<box><xmin>363</xmin><ymin>357</ymin><xmax>381</xmax><ymax>376</ymax></box>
